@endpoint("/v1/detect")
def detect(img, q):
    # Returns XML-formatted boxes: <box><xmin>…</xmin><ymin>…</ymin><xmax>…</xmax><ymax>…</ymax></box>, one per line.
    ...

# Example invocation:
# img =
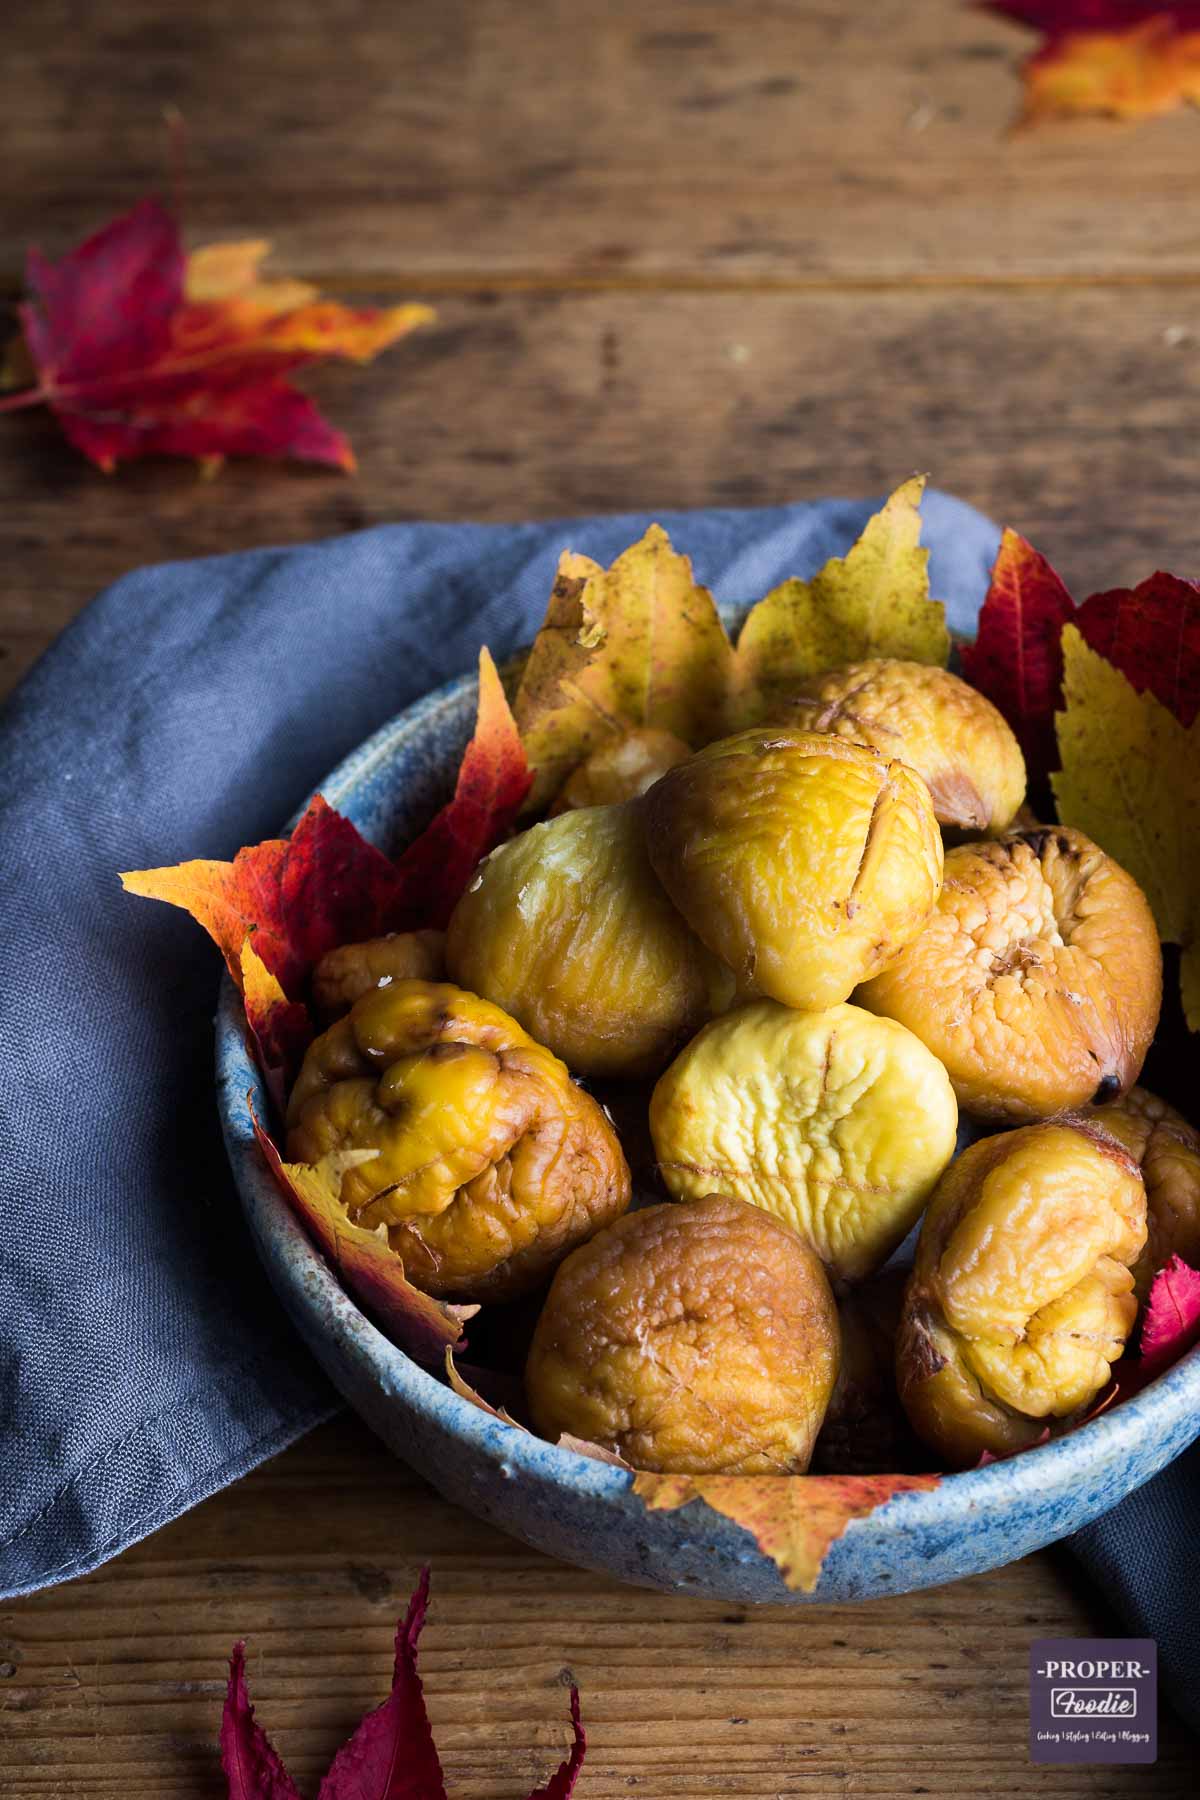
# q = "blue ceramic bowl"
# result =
<box><xmin>215</xmin><ymin>653</ymin><xmax>1200</xmax><ymax>1603</ymax></box>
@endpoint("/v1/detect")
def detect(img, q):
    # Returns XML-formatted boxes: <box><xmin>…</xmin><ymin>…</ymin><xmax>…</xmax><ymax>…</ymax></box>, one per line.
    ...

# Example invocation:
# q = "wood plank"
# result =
<box><xmin>0</xmin><ymin>1416</ymin><xmax>1193</xmax><ymax>1798</ymax></box>
<box><xmin>6</xmin><ymin>0</ymin><xmax>1200</xmax><ymax>284</ymax></box>
<box><xmin>3</xmin><ymin>280</ymin><xmax>1198</xmax><ymax>700</ymax></box>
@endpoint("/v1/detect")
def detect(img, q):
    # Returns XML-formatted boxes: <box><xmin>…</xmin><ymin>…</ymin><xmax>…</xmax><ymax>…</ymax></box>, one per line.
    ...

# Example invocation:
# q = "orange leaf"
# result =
<box><xmin>121</xmin><ymin>793</ymin><xmax>407</xmax><ymax>997</ymax></box>
<box><xmin>252</xmin><ymin>1109</ymin><xmax>474</xmax><ymax>1365</ymax></box>
<box><xmin>633</xmin><ymin>1471</ymin><xmax>940</xmax><ymax>1592</ymax></box>
<box><xmin>238</xmin><ymin>940</ymin><xmax>312</xmax><ymax>1115</ymax></box>
<box><xmin>1018</xmin><ymin>18</ymin><xmax>1195</xmax><ymax>124</ymax></box>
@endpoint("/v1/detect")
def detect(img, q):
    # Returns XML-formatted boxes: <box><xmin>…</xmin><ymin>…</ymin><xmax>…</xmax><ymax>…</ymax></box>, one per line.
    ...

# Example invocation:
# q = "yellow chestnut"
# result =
<box><xmin>649</xmin><ymin>1000</ymin><xmax>959</xmax><ymax>1284</ymax></box>
<box><xmin>445</xmin><ymin>801</ymin><xmax>732</xmax><ymax>1080</ymax></box>
<box><xmin>1091</xmin><ymin>1086</ymin><xmax>1200</xmax><ymax>1298</ymax></box>
<box><xmin>285</xmin><ymin>979</ymin><xmax>630</xmax><ymax>1301</ymax></box>
<box><xmin>643</xmin><ymin>728</ymin><xmax>943</xmax><ymax>1011</ymax></box>
<box><xmin>777</xmin><ymin>658</ymin><xmax>1026</xmax><ymax>832</ymax></box>
<box><xmin>551</xmin><ymin>727</ymin><xmax>691</xmax><ymax>812</ymax></box>
<box><xmin>896</xmin><ymin>1118</ymin><xmax>1147</xmax><ymax>1467</ymax></box>
<box><xmin>859</xmin><ymin>827</ymin><xmax>1162</xmax><ymax>1123</ymax></box>
<box><xmin>311</xmin><ymin>930</ymin><xmax>445</xmax><ymax>1023</ymax></box>
<box><xmin>525</xmin><ymin>1193</ymin><xmax>840</xmax><ymax>1474</ymax></box>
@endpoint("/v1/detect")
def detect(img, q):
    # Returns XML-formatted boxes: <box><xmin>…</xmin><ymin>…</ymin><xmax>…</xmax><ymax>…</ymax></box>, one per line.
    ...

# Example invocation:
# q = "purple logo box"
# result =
<box><xmin>1030</xmin><ymin>1639</ymin><xmax>1156</xmax><ymax>1764</ymax></box>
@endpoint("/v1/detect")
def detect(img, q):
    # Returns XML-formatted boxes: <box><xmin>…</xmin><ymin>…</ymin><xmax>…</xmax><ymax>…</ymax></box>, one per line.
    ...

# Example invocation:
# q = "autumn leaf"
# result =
<box><xmin>1075</xmin><ymin>571</ymin><xmax>1200</xmax><ymax>725</ymax></box>
<box><xmin>220</xmin><ymin>1570</ymin><xmax>587</xmax><ymax>1800</ymax></box>
<box><xmin>515</xmin><ymin>485</ymin><xmax>949</xmax><ymax>805</ymax></box>
<box><xmin>1052</xmin><ymin>625</ymin><xmax>1200</xmax><ymax>1027</ymax></box>
<box><xmin>253</xmin><ymin>1113</ymin><xmax>474</xmax><ymax>1367</ymax></box>
<box><xmin>730</xmin><ymin>476</ymin><xmax>950</xmax><ymax>725</ymax></box>
<box><xmin>983</xmin><ymin>2</ymin><xmax>1200</xmax><ymax>125</ymax></box>
<box><xmin>514</xmin><ymin>529</ymin><xmax>735</xmax><ymax>811</ymax></box>
<box><xmin>1140</xmin><ymin>1254</ymin><xmax>1200</xmax><ymax>1365</ymax></box>
<box><xmin>239</xmin><ymin>940</ymin><xmax>313</xmax><ymax>1115</ymax></box>
<box><xmin>122</xmin><ymin>792</ymin><xmax>408</xmax><ymax>998</ymax></box>
<box><xmin>221</xmin><ymin>1641</ymin><xmax>304</xmax><ymax>1800</ymax></box>
<box><xmin>390</xmin><ymin>648</ymin><xmax>533</xmax><ymax>927</ymax></box>
<box><xmin>633</xmin><ymin>1471</ymin><xmax>940</xmax><ymax>1593</ymax></box>
<box><xmin>0</xmin><ymin>197</ymin><xmax>433</xmax><ymax>471</ymax></box>
<box><xmin>959</xmin><ymin>527</ymin><xmax>1075</xmax><ymax>779</ymax></box>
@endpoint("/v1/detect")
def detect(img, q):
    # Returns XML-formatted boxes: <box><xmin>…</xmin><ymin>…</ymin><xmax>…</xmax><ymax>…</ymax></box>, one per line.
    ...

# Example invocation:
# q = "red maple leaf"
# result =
<box><xmin>959</xmin><ymin>527</ymin><xmax>1075</xmax><ymax>779</ymax></box>
<box><xmin>0</xmin><ymin>198</ymin><xmax>432</xmax><ymax>470</ymax></box>
<box><xmin>983</xmin><ymin>1</ymin><xmax>1200</xmax><ymax>27</ymax></box>
<box><xmin>221</xmin><ymin>1570</ymin><xmax>587</xmax><ymax>1800</ymax></box>
<box><xmin>1140</xmin><ymin>1254</ymin><xmax>1200</xmax><ymax>1366</ymax></box>
<box><xmin>962</xmin><ymin>531</ymin><xmax>1200</xmax><ymax>777</ymax></box>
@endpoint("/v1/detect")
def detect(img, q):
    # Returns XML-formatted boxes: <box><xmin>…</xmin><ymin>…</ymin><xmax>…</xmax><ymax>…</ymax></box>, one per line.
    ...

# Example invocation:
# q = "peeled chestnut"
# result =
<box><xmin>525</xmin><ymin>1193</ymin><xmax>840</xmax><ymax>1474</ymax></box>
<box><xmin>551</xmin><ymin>727</ymin><xmax>691</xmax><ymax>812</ymax></box>
<box><xmin>285</xmin><ymin>979</ymin><xmax>630</xmax><ymax>1301</ymax></box>
<box><xmin>859</xmin><ymin>826</ymin><xmax>1162</xmax><ymax>1123</ymax></box>
<box><xmin>445</xmin><ymin>801</ymin><xmax>732</xmax><ymax>1080</ymax></box>
<box><xmin>649</xmin><ymin>1000</ymin><xmax>958</xmax><ymax>1284</ymax></box>
<box><xmin>776</xmin><ymin>658</ymin><xmax>1026</xmax><ymax>833</ymax></box>
<box><xmin>896</xmin><ymin>1118</ymin><xmax>1147</xmax><ymax>1467</ymax></box>
<box><xmin>311</xmin><ymin>930</ymin><xmax>445</xmax><ymax>1023</ymax></box>
<box><xmin>643</xmin><ymin>727</ymin><xmax>943</xmax><ymax>1011</ymax></box>
<box><xmin>1092</xmin><ymin>1086</ymin><xmax>1200</xmax><ymax>1298</ymax></box>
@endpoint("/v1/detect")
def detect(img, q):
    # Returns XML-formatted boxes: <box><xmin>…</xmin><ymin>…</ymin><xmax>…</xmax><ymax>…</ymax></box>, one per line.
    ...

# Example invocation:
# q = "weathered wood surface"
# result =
<box><xmin>2</xmin><ymin>1417</ymin><xmax>1196</xmax><ymax>1798</ymax></box>
<box><xmin>3</xmin><ymin>0</ymin><xmax>1199</xmax><ymax>1792</ymax></box>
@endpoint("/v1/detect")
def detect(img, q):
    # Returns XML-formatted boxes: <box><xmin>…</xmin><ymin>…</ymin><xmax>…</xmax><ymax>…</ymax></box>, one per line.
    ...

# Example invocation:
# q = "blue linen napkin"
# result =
<box><xmin>1</xmin><ymin>491</ymin><xmax>1196</xmax><ymax>1727</ymax></box>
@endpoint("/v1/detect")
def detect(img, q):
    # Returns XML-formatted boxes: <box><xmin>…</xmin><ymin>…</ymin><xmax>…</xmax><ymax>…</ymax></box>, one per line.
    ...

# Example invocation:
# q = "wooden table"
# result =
<box><xmin>3</xmin><ymin>2</ymin><xmax>1198</xmax><ymax>1793</ymax></box>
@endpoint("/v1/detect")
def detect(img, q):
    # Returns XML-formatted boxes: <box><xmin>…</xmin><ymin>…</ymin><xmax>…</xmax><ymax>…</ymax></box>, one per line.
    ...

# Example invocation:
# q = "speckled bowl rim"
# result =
<box><xmin>216</xmin><ymin>657</ymin><xmax>1200</xmax><ymax>1562</ymax></box>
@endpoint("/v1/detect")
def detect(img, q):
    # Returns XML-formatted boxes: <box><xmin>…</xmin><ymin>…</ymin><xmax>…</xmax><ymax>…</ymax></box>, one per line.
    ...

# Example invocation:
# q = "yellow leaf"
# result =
<box><xmin>185</xmin><ymin>238</ymin><xmax>320</xmax><ymax>311</ymax></box>
<box><xmin>514</xmin><ymin>527</ymin><xmax>735</xmax><ymax>810</ymax></box>
<box><xmin>729</xmin><ymin>477</ymin><xmax>949</xmax><ymax>727</ymax></box>
<box><xmin>1052</xmin><ymin>626</ymin><xmax>1200</xmax><ymax>1029</ymax></box>
<box><xmin>633</xmin><ymin>1470</ymin><xmax>940</xmax><ymax>1593</ymax></box>
<box><xmin>1018</xmin><ymin>21</ymin><xmax>1189</xmax><ymax>129</ymax></box>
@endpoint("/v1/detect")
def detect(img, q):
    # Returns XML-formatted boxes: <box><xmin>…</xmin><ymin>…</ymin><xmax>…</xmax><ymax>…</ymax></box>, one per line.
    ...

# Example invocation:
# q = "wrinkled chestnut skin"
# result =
<box><xmin>286</xmin><ymin>980</ymin><xmax>630</xmax><ymax>1301</ymax></box>
<box><xmin>813</xmin><ymin>1266</ymin><xmax>919</xmax><ymax>1475</ymax></box>
<box><xmin>551</xmin><ymin>728</ymin><xmax>691</xmax><ymax>813</ymax></box>
<box><xmin>859</xmin><ymin>827</ymin><xmax>1162</xmax><ymax>1123</ymax></box>
<box><xmin>1092</xmin><ymin>1086</ymin><xmax>1200</xmax><ymax>1298</ymax></box>
<box><xmin>445</xmin><ymin>802</ymin><xmax>733</xmax><ymax>1080</ymax></box>
<box><xmin>525</xmin><ymin>1194</ymin><xmax>840</xmax><ymax>1474</ymax></box>
<box><xmin>776</xmin><ymin>658</ymin><xmax>1026</xmax><ymax>833</ymax></box>
<box><xmin>643</xmin><ymin>728</ymin><xmax>943</xmax><ymax>1011</ymax></box>
<box><xmin>896</xmin><ymin>1119</ymin><xmax>1147</xmax><ymax>1467</ymax></box>
<box><xmin>312</xmin><ymin>930</ymin><xmax>445</xmax><ymax>1023</ymax></box>
<box><xmin>649</xmin><ymin>1000</ymin><xmax>959</xmax><ymax>1284</ymax></box>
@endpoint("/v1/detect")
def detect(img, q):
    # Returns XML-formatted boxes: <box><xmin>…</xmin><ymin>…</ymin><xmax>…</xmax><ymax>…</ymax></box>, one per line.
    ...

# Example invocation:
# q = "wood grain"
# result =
<box><xmin>0</xmin><ymin>1416</ymin><xmax>1194</xmax><ymax>1799</ymax></box>
<box><xmin>5</xmin><ymin>0</ymin><xmax>1200</xmax><ymax>284</ymax></box>
<box><xmin>4</xmin><ymin>281</ymin><xmax>1200</xmax><ymax>699</ymax></box>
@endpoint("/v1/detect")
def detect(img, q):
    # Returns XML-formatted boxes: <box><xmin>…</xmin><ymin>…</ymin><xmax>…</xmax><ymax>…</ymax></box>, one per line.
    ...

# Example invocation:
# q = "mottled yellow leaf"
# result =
<box><xmin>729</xmin><ymin>477</ymin><xmax>949</xmax><ymax>727</ymax></box>
<box><xmin>633</xmin><ymin>1470</ymin><xmax>940</xmax><ymax>1593</ymax></box>
<box><xmin>514</xmin><ymin>528</ymin><xmax>734</xmax><ymax>810</ymax></box>
<box><xmin>1052</xmin><ymin>625</ymin><xmax>1200</xmax><ymax>1029</ymax></box>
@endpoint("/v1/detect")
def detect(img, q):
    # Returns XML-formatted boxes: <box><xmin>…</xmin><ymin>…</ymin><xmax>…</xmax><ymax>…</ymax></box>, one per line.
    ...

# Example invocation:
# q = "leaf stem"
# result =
<box><xmin>0</xmin><ymin>386</ymin><xmax>46</xmax><ymax>413</ymax></box>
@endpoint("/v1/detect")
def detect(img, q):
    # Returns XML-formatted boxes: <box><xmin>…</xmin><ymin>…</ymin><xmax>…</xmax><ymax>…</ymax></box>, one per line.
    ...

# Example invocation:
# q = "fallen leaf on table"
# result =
<box><xmin>1052</xmin><ymin>625</ymin><xmax>1200</xmax><ymax>1027</ymax></box>
<box><xmin>253</xmin><ymin>1114</ymin><xmax>474</xmax><ymax>1366</ymax></box>
<box><xmin>730</xmin><ymin>476</ymin><xmax>950</xmax><ymax>726</ymax></box>
<box><xmin>633</xmin><ymin>1470</ymin><xmax>940</xmax><ymax>1593</ymax></box>
<box><xmin>221</xmin><ymin>1570</ymin><xmax>587</xmax><ymax>1800</ymax></box>
<box><xmin>515</xmin><ymin>483</ymin><xmax>949</xmax><ymax>805</ymax></box>
<box><xmin>1140</xmin><ymin>1254</ymin><xmax>1200</xmax><ymax>1365</ymax></box>
<box><xmin>958</xmin><ymin>527</ymin><xmax>1075</xmax><ymax>780</ymax></box>
<box><xmin>983</xmin><ymin>2</ymin><xmax>1200</xmax><ymax>126</ymax></box>
<box><xmin>389</xmin><ymin>648</ymin><xmax>533</xmax><ymax>926</ymax></box>
<box><xmin>221</xmin><ymin>1641</ymin><xmax>303</xmax><ymax>1800</ymax></box>
<box><xmin>0</xmin><ymin>196</ymin><xmax>433</xmax><ymax>470</ymax></box>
